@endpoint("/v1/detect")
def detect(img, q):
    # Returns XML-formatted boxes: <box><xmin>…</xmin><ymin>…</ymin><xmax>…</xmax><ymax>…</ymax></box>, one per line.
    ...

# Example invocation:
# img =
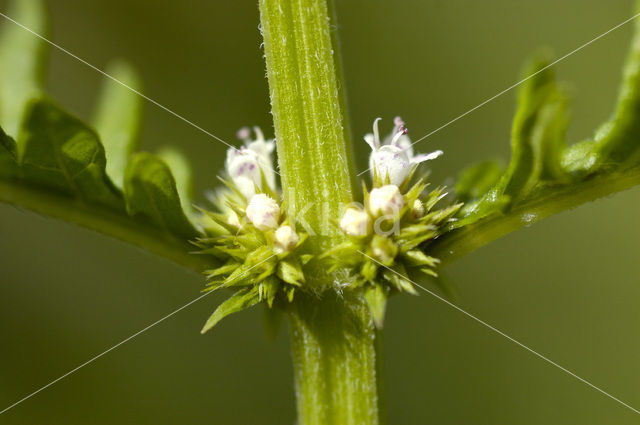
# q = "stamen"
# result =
<box><xmin>390</xmin><ymin>126</ymin><xmax>408</xmax><ymax>146</ymax></box>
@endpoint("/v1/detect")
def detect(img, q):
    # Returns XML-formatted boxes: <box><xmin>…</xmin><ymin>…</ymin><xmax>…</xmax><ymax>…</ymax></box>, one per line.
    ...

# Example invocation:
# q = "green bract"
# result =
<box><xmin>195</xmin><ymin>181</ymin><xmax>311</xmax><ymax>334</ymax></box>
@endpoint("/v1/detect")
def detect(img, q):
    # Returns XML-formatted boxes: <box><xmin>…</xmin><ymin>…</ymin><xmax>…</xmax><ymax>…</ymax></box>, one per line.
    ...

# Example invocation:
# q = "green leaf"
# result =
<box><xmin>0</xmin><ymin>0</ymin><xmax>47</xmax><ymax>137</ymax></box>
<box><xmin>364</xmin><ymin>284</ymin><xmax>388</xmax><ymax>329</ymax></box>
<box><xmin>157</xmin><ymin>146</ymin><xmax>194</xmax><ymax>217</ymax></box>
<box><xmin>93</xmin><ymin>60</ymin><xmax>143</xmax><ymax>189</ymax></box>
<box><xmin>200</xmin><ymin>286</ymin><xmax>261</xmax><ymax>334</ymax></box>
<box><xmin>123</xmin><ymin>152</ymin><xmax>198</xmax><ymax>239</ymax></box>
<box><xmin>0</xmin><ymin>125</ymin><xmax>18</xmax><ymax>179</ymax></box>
<box><xmin>17</xmin><ymin>99</ymin><xmax>122</xmax><ymax>208</ymax></box>
<box><xmin>454</xmin><ymin>160</ymin><xmax>504</xmax><ymax>203</ymax></box>
<box><xmin>593</xmin><ymin>13</ymin><xmax>640</xmax><ymax>167</ymax></box>
<box><xmin>453</xmin><ymin>52</ymin><xmax>569</xmax><ymax>228</ymax></box>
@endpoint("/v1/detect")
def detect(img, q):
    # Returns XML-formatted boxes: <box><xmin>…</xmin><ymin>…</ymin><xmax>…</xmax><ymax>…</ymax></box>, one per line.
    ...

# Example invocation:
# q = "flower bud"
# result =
<box><xmin>340</xmin><ymin>207</ymin><xmax>370</xmax><ymax>237</ymax></box>
<box><xmin>411</xmin><ymin>199</ymin><xmax>425</xmax><ymax>218</ymax></box>
<box><xmin>227</xmin><ymin>211</ymin><xmax>241</xmax><ymax>228</ymax></box>
<box><xmin>273</xmin><ymin>225</ymin><xmax>299</xmax><ymax>253</ymax></box>
<box><xmin>368</xmin><ymin>185</ymin><xmax>405</xmax><ymax>217</ymax></box>
<box><xmin>246</xmin><ymin>194</ymin><xmax>280</xmax><ymax>231</ymax></box>
<box><xmin>371</xmin><ymin>234</ymin><xmax>398</xmax><ymax>265</ymax></box>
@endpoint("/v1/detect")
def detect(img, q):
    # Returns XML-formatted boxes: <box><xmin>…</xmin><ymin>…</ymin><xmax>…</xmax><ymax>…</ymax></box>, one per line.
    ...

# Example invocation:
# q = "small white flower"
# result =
<box><xmin>411</xmin><ymin>199</ymin><xmax>425</xmax><ymax>218</ymax></box>
<box><xmin>225</xmin><ymin>126</ymin><xmax>276</xmax><ymax>199</ymax></box>
<box><xmin>340</xmin><ymin>207</ymin><xmax>370</xmax><ymax>237</ymax></box>
<box><xmin>368</xmin><ymin>185</ymin><xmax>406</xmax><ymax>216</ymax></box>
<box><xmin>365</xmin><ymin>117</ymin><xmax>443</xmax><ymax>185</ymax></box>
<box><xmin>273</xmin><ymin>225</ymin><xmax>300</xmax><ymax>253</ymax></box>
<box><xmin>246</xmin><ymin>194</ymin><xmax>280</xmax><ymax>231</ymax></box>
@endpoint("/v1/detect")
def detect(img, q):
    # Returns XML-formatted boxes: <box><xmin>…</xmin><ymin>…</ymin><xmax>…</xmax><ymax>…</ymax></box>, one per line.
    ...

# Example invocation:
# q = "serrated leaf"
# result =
<box><xmin>0</xmin><ymin>0</ymin><xmax>47</xmax><ymax>137</ymax></box>
<box><xmin>93</xmin><ymin>60</ymin><xmax>142</xmax><ymax>189</ymax></box>
<box><xmin>200</xmin><ymin>286</ymin><xmax>260</xmax><ymax>334</ymax></box>
<box><xmin>123</xmin><ymin>152</ymin><xmax>198</xmax><ymax>239</ymax></box>
<box><xmin>18</xmin><ymin>99</ymin><xmax>122</xmax><ymax>208</ymax></box>
<box><xmin>364</xmin><ymin>284</ymin><xmax>388</xmax><ymax>329</ymax></box>
<box><xmin>453</xmin><ymin>52</ymin><xmax>567</xmax><ymax>227</ymax></box>
<box><xmin>500</xmin><ymin>51</ymin><xmax>563</xmax><ymax>198</ymax></box>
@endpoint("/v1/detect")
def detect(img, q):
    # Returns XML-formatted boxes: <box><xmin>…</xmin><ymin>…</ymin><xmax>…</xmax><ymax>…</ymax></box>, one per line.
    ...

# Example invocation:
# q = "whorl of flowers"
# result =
<box><xmin>198</xmin><ymin>119</ymin><xmax>462</xmax><ymax>331</ymax></box>
<box><xmin>195</xmin><ymin>127</ymin><xmax>310</xmax><ymax>334</ymax></box>
<box><xmin>324</xmin><ymin>117</ymin><xmax>462</xmax><ymax>327</ymax></box>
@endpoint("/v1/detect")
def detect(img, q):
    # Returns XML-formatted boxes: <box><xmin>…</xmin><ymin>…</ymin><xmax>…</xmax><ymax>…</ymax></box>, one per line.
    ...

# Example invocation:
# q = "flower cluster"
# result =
<box><xmin>195</xmin><ymin>127</ymin><xmax>310</xmax><ymax>334</ymax></box>
<box><xmin>197</xmin><ymin>118</ymin><xmax>462</xmax><ymax>331</ymax></box>
<box><xmin>324</xmin><ymin>117</ymin><xmax>462</xmax><ymax>327</ymax></box>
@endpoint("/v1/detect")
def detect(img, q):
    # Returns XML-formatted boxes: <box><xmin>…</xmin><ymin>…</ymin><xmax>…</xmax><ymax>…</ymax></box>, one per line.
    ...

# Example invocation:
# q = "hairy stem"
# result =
<box><xmin>258</xmin><ymin>0</ymin><xmax>382</xmax><ymax>424</ymax></box>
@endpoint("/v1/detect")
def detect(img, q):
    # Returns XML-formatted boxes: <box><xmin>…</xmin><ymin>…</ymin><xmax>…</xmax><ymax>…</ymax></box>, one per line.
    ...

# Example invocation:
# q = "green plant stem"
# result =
<box><xmin>258</xmin><ymin>0</ymin><xmax>353</xmax><ymax>241</ymax></box>
<box><xmin>288</xmin><ymin>293</ymin><xmax>381</xmax><ymax>425</ymax></box>
<box><xmin>431</xmin><ymin>167</ymin><xmax>640</xmax><ymax>264</ymax></box>
<box><xmin>258</xmin><ymin>0</ymin><xmax>382</xmax><ymax>424</ymax></box>
<box><xmin>0</xmin><ymin>180</ymin><xmax>211</xmax><ymax>272</ymax></box>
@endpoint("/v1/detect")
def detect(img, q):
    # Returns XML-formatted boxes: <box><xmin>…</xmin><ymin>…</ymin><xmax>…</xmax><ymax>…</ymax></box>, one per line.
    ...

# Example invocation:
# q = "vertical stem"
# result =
<box><xmin>288</xmin><ymin>293</ymin><xmax>381</xmax><ymax>425</ymax></box>
<box><xmin>259</xmin><ymin>0</ymin><xmax>353</xmax><ymax>241</ymax></box>
<box><xmin>258</xmin><ymin>0</ymin><xmax>382</xmax><ymax>424</ymax></box>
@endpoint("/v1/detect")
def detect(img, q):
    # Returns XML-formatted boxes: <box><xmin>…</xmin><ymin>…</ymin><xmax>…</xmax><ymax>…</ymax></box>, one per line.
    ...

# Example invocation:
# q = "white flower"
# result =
<box><xmin>246</xmin><ymin>194</ymin><xmax>280</xmax><ymax>231</ymax></box>
<box><xmin>225</xmin><ymin>126</ymin><xmax>276</xmax><ymax>199</ymax></box>
<box><xmin>340</xmin><ymin>207</ymin><xmax>370</xmax><ymax>237</ymax></box>
<box><xmin>365</xmin><ymin>117</ymin><xmax>443</xmax><ymax>185</ymax></box>
<box><xmin>368</xmin><ymin>185</ymin><xmax>406</xmax><ymax>216</ymax></box>
<box><xmin>273</xmin><ymin>225</ymin><xmax>299</xmax><ymax>253</ymax></box>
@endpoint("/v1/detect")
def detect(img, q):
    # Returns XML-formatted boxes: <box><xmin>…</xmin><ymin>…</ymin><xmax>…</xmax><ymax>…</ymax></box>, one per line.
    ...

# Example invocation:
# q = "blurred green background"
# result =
<box><xmin>1</xmin><ymin>0</ymin><xmax>639</xmax><ymax>423</ymax></box>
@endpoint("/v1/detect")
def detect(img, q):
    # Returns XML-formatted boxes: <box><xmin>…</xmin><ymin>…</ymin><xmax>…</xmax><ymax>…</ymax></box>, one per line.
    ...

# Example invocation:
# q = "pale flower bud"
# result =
<box><xmin>340</xmin><ymin>207</ymin><xmax>370</xmax><ymax>237</ymax></box>
<box><xmin>246</xmin><ymin>194</ymin><xmax>280</xmax><ymax>231</ymax></box>
<box><xmin>368</xmin><ymin>185</ymin><xmax>406</xmax><ymax>217</ymax></box>
<box><xmin>227</xmin><ymin>211</ymin><xmax>241</xmax><ymax>228</ymax></box>
<box><xmin>273</xmin><ymin>225</ymin><xmax>299</xmax><ymax>253</ymax></box>
<box><xmin>412</xmin><ymin>199</ymin><xmax>425</xmax><ymax>218</ymax></box>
